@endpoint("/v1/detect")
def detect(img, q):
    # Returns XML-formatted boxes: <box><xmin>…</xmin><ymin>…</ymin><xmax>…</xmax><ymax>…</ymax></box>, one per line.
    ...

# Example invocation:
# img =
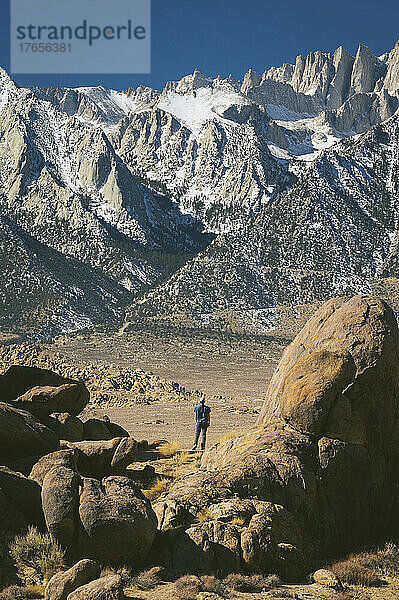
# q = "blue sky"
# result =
<box><xmin>1</xmin><ymin>0</ymin><xmax>398</xmax><ymax>91</ymax></box>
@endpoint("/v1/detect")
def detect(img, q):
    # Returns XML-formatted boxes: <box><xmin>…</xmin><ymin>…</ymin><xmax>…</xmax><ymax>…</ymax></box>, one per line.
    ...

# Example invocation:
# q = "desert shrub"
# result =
<box><xmin>143</xmin><ymin>478</ymin><xmax>168</xmax><ymax>500</ymax></box>
<box><xmin>267</xmin><ymin>590</ymin><xmax>296</xmax><ymax>598</ymax></box>
<box><xmin>175</xmin><ymin>451</ymin><xmax>192</xmax><ymax>466</ymax></box>
<box><xmin>132</xmin><ymin>569</ymin><xmax>161</xmax><ymax>590</ymax></box>
<box><xmin>159</xmin><ymin>441</ymin><xmax>180</xmax><ymax>458</ymax></box>
<box><xmin>174</xmin><ymin>575</ymin><xmax>201</xmax><ymax>600</ymax></box>
<box><xmin>264</xmin><ymin>574</ymin><xmax>281</xmax><ymax>589</ymax></box>
<box><xmin>101</xmin><ymin>565</ymin><xmax>134</xmax><ymax>584</ymax></box>
<box><xmin>199</xmin><ymin>574</ymin><xmax>228</xmax><ymax>596</ymax></box>
<box><xmin>374</xmin><ymin>542</ymin><xmax>399</xmax><ymax>576</ymax></box>
<box><xmin>0</xmin><ymin>584</ymin><xmax>43</xmax><ymax>599</ymax></box>
<box><xmin>329</xmin><ymin>543</ymin><xmax>399</xmax><ymax>586</ymax></box>
<box><xmin>9</xmin><ymin>527</ymin><xmax>65</xmax><ymax>584</ymax></box>
<box><xmin>223</xmin><ymin>573</ymin><xmax>280</xmax><ymax>592</ymax></box>
<box><xmin>337</xmin><ymin>593</ymin><xmax>370</xmax><ymax>600</ymax></box>
<box><xmin>331</xmin><ymin>557</ymin><xmax>381</xmax><ymax>587</ymax></box>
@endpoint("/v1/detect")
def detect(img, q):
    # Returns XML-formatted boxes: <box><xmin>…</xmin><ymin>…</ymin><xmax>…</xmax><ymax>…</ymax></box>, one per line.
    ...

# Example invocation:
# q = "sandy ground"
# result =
<box><xmin>53</xmin><ymin>329</ymin><xmax>287</xmax><ymax>447</ymax></box>
<box><xmin>50</xmin><ymin>330</ymin><xmax>288</xmax><ymax>401</ymax></box>
<box><xmin>84</xmin><ymin>397</ymin><xmax>262</xmax><ymax>449</ymax></box>
<box><xmin>123</xmin><ymin>577</ymin><xmax>399</xmax><ymax>599</ymax></box>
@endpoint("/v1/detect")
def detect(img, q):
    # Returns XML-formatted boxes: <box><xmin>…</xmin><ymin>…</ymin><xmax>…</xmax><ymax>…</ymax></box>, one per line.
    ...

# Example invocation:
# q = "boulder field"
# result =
<box><xmin>1</xmin><ymin>294</ymin><xmax>399</xmax><ymax>584</ymax></box>
<box><xmin>0</xmin><ymin>364</ymin><xmax>157</xmax><ymax>570</ymax></box>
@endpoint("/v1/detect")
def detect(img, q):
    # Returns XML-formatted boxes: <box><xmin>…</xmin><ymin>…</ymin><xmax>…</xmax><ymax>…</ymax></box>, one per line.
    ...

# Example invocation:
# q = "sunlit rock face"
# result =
<box><xmin>153</xmin><ymin>296</ymin><xmax>399</xmax><ymax>579</ymax></box>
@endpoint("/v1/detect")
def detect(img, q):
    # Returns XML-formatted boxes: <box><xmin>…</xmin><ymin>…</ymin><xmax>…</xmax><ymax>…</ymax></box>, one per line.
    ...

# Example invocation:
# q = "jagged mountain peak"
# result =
<box><xmin>126</xmin><ymin>111</ymin><xmax>399</xmax><ymax>335</ymax></box>
<box><xmin>164</xmin><ymin>69</ymin><xmax>214</xmax><ymax>95</ymax></box>
<box><xmin>1</xmin><ymin>40</ymin><xmax>399</xmax><ymax>336</ymax></box>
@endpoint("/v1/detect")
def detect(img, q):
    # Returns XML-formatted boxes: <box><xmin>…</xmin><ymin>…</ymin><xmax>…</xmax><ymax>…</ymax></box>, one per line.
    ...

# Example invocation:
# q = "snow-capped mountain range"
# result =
<box><xmin>1</xmin><ymin>41</ymin><xmax>399</xmax><ymax>335</ymax></box>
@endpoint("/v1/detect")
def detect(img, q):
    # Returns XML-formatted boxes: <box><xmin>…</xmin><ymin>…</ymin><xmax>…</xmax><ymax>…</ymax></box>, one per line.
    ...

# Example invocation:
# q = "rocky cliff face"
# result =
<box><xmin>127</xmin><ymin>113</ymin><xmax>399</xmax><ymax>334</ymax></box>
<box><xmin>0</xmin><ymin>69</ymin><xmax>210</xmax><ymax>334</ymax></box>
<box><xmin>154</xmin><ymin>296</ymin><xmax>399</xmax><ymax>577</ymax></box>
<box><xmin>35</xmin><ymin>42</ymin><xmax>399</xmax><ymax>235</ymax></box>
<box><xmin>1</xmin><ymin>41</ymin><xmax>399</xmax><ymax>335</ymax></box>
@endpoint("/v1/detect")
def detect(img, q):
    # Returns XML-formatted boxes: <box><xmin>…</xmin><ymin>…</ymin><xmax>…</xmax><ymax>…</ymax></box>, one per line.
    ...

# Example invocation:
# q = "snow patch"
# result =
<box><xmin>158</xmin><ymin>86</ymin><xmax>249</xmax><ymax>136</ymax></box>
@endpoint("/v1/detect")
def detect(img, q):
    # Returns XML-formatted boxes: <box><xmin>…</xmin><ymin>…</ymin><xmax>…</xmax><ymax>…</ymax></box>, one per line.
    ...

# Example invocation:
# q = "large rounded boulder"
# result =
<box><xmin>0</xmin><ymin>365</ymin><xmax>85</xmax><ymax>403</ymax></box>
<box><xmin>0</xmin><ymin>467</ymin><xmax>44</xmax><ymax>535</ymax></box>
<box><xmin>45</xmin><ymin>559</ymin><xmax>100</xmax><ymax>600</ymax></box>
<box><xmin>42</xmin><ymin>466</ymin><xmax>81</xmax><ymax>556</ymax></box>
<box><xmin>9</xmin><ymin>383</ymin><xmax>88</xmax><ymax>419</ymax></box>
<box><xmin>78</xmin><ymin>476</ymin><xmax>157</xmax><ymax>565</ymax></box>
<box><xmin>154</xmin><ymin>296</ymin><xmax>399</xmax><ymax>578</ymax></box>
<box><xmin>29</xmin><ymin>449</ymin><xmax>78</xmax><ymax>486</ymax></box>
<box><xmin>42</xmin><ymin>468</ymin><xmax>157</xmax><ymax>566</ymax></box>
<box><xmin>0</xmin><ymin>403</ymin><xmax>59</xmax><ymax>462</ymax></box>
<box><xmin>67</xmin><ymin>574</ymin><xmax>126</xmax><ymax>600</ymax></box>
<box><xmin>60</xmin><ymin>438</ymin><xmax>138</xmax><ymax>479</ymax></box>
<box><xmin>48</xmin><ymin>413</ymin><xmax>85</xmax><ymax>442</ymax></box>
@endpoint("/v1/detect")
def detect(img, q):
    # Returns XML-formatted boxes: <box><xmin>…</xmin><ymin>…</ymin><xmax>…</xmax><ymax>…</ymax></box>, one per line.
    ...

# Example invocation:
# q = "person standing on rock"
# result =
<box><xmin>191</xmin><ymin>396</ymin><xmax>211</xmax><ymax>451</ymax></box>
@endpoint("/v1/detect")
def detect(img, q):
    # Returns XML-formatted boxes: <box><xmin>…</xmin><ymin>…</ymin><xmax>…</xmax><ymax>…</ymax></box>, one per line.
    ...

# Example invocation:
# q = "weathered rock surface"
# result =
<box><xmin>60</xmin><ymin>438</ymin><xmax>138</xmax><ymax>478</ymax></box>
<box><xmin>66</xmin><ymin>574</ymin><xmax>126</xmax><ymax>600</ymax></box>
<box><xmin>42</xmin><ymin>466</ymin><xmax>81</xmax><ymax>555</ymax></box>
<box><xmin>45</xmin><ymin>559</ymin><xmax>100</xmax><ymax>600</ymax></box>
<box><xmin>12</xmin><ymin>383</ymin><xmax>89</xmax><ymax>419</ymax></box>
<box><xmin>80</xmin><ymin>416</ymin><xmax>129</xmax><ymax>441</ymax></box>
<box><xmin>78</xmin><ymin>476</ymin><xmax>157</xmax><ymax>565</ymax></box>
<box><xmin>82</xmin><ymin>418</ymin><xmax>113</xmax><ymax>440</ymax></box>
<box><xmin>49</xmin><ymin>413</ymin><xmax>85</xmax><ymax>442</ymax></box>
<box><xmin>155</xmin><ymin>296</ymin><xmax>399</xmax><ymax>579</ymax></box>
<box><xmin>0</xmin><ymin>365</ymin><xmax>79</xmax><ymax>402</ymax></box>
<box><xmin>10</xmin><ymin>383</ymin><xmax>89</xmax><ymax>418</ymax></box>
<box><xmin>313</xmin><ymin>569</ymin><xmax>343</xmax><ymax>591</ymax></box>
<box><xmin>42</xmin><ymin>468</ymin><xmax>157</xmax><ymax>565</ymax></box>
<box><xmin>29</xmin><ymin>449</ymin><xmax>78</xmax><ymax>486</ymax></box>
<box><xmin>0</xmin><ymin>402</ymin><xmax>59</xmax><ymax>462</ymax></box>
<box><xmin>105</xmin><ymin>421</ymin><xmax>129</xmax><ymax>438</ymax></box>
<box><xmin>0</xmin><ymin>467</ymin><xmax>44</xmax><ymax>533</ymax></box>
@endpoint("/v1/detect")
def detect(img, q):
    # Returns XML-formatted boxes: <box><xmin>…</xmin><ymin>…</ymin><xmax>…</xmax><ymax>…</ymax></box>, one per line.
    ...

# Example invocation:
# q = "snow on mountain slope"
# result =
<box><xmin>73</xmin><ymin>86</ymin><xmax>141</xmax><ymax>125</ymax></box>
<box><xmin>158</xmin><ymin>83</ymin><xmax>250</xmax><ymax>136</ymax></box>
<box><xmin>0</xmin><ymin>69</ymin><xmax>210</xmax><ymax>334</ymax></box>
<box><xmin>126</xmin><ymin>113</ymin><xmax>399</xmax><ymax>335</ymax></box>
<box><xmin>0</xmin><ymin>214</ymin><xmax>131</xmax><ymax>336</ymax></box>
<box><xmin>2</xmin><ymin>40</ymin><xmax>399</xmax><ymax>335</ymax></box>
<box><xmin>41</xmin><ymin>43</ymin><xmax>398</xmax><ymax>234</ymax></box>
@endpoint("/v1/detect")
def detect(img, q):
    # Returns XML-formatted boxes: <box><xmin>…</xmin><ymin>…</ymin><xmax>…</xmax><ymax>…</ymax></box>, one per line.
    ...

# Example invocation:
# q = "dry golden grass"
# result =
<box><xmin>174</xmin><ymin>574</ymin><xmax>229</xmax><ymax>599</ymax></box>
<box><xmin>143</xmin><ymin>478</ymin><xmax>169</xmax><ymax>500</ymax></box>
<box><xmin>331</xmin><ymin>557</ymin><xmax>381</xmax><ymax>587</ymax></box>
<box><xmin>130</xmin><ymin>569</ymin><xmax>161</xmax><ymax>590</ymax></box>
<box><xmin>158</xmin><ymin>441</ymin><xmax>181</xmax><ymax>458</ymax></box>
<box><xmin>230</xmin><ymin>515</ymin><xmax>247</xmax><ymax>526</ymax></box>
<box><xmin>161</xmin><ymin>465</ymin><xmax>177</xmax><ymax>478</ymax></box>
<box><xmin>219</xmin><ymin>430</ymin><xmax>240</xmax><ymax>443</ymax></box>
<box><xmin>25</xmin><ymin>585</ymin><xmax>44</xmax><ymax>597</ymax></box>
<box><xmin>329</xmin><ymin>542</ymin><xmax>399</xmax><ymax>588</ymax></box>
<box><xmin>174</xmin><ymin>575</ymin><xmax>201</xmax><ymax>600</ymax></box>
<box><xmin>223</xmin><ymin>573</ymin><xmax>280</xmax><ymax>592</ymax></box>
<box><xmin>174</xmin><ymin>450</ymin><xmax>191</xmax><ymax>466</ymax></box>
<box><xmin>0</xmin><ymin>585</ymin><xmax>44</xmax><ymax>600</ymax></box>
<box><xmin>101</xmin><ymin>565</ymin><xmax>133</xmax><ymax>582</ymax></box>
<box><xmin>195</xmin><ymin>507</ymin><xmax>213</xmax><ymax>523</ymax></box>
